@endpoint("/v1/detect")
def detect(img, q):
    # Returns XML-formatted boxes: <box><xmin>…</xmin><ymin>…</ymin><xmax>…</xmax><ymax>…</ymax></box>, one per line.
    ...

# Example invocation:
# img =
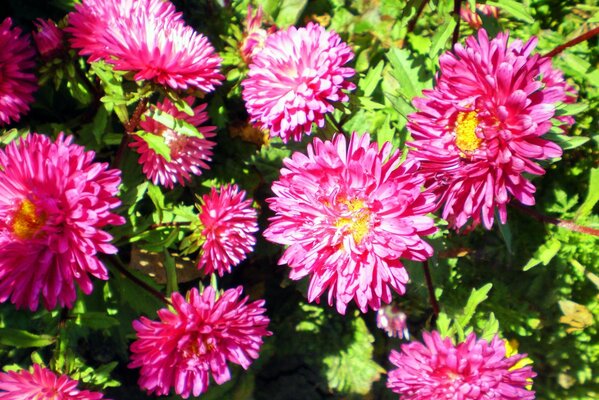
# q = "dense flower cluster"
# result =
<box><xmin>406</xmin><ymin>29</ymin><xmax>575</xmax><ymax>230</ymax></box>
<box><xmin>242</xmin><ymin>22</ymin><xmax>355</xmax><ymax>142</ymax></box>
<box><xmin>67</xmin><ymin>0</ymin><xmax>223</xmax><ymax>91</ymax></box>
<box><xmin>129</xmin><ymin>286</ymin><xmax>271</xmax><ymax>398</ymax></box>
<box><xmin>129</xmin><ymin>98</ymin><xmax>216</xmax><ymax>188</ymax></box>
<box><xmin>387</xmin><ymin>331</ymin><xmax>536</xmax><ymax>399</ymax></box>
<box><xmin>0</xmin><ymin>364</ymin><xmax>105</xmax><ymax>400</ymax></box>
<box><xmin>264</xmin><ymin>132</ymin><xmax>436</xmax><ymax>314</ymax></box>
<box><xmin>0</xmin><ymin>133</ymin><xmax>124</xmax><ymax>310</ymax></box>
<box><xmin>0</xmin><ymin>18</ymin><xmax>37</xmax><ymax>125</ymax></box>
<box><xmin>196</xmin><ymin>184</ymin><xmax>259</xmax><ymax>276</ymax></box>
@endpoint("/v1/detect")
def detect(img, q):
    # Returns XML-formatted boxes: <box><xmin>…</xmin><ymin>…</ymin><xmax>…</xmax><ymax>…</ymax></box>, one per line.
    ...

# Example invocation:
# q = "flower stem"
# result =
<box><xmin>407</xmin><ymin>0</ymin><xmax>429</xmax><ymax>33</ymax></box>
<box><xmin>544</xmin><ymin>26</ymin><xmax>599</xmax><ymax>58</ymax></box>
<box><xmin>451</xmin><ymin>0</ymin><xmax>462</xmax><ymax>47</ymax></box>
<box><xmin>104</xmin><ymin>255</ymin><xmax>169</xmax><ymax>304</ymax></box>
<box><xmin>423</xmin><ymin>260</ymin><xmax>440</xmax><ymax>317</ymax></box>
<box><xmin>512</xmin><ymin>203</ymin><xmax>599</xmax><ymax>236</ymax></box>
<box><xmin>113</xmin><ymin>98</ymin><xmax>149</xmax><ymax>168</ymax></box>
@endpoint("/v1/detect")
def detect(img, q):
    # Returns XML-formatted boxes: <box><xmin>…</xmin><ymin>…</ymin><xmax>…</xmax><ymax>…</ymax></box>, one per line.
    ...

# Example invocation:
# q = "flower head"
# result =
<box><xmin>376</xmin><ymin>305</ymin><xmax>409</xmax><ymax>339</ymax></box>
<box><xmin>32</xmin><ymin>19</ymin><xmax>64</xmax><ymax>59</ymax></box>
<box><xmin>67</xmin><ymin>0</ymin><xmax>223</xmax><ymax>92</ymax></box>
<box><xmin>264</xmin><ymin>132</ymin><xmax>436</xmax><ymax>314</ymax></box>
<box><xmin>197</xmin><ymin>184</ymin><xmax>259</xmax><ymax>276</ymax></box>
<box><xmin>0</xmin><ymin>364</ymin><xmax>105</xmax><ymax>400</ymax></box>
<box><xmin>0</xmin><ymin>133</ymin><xmax>124</xmax><ymax>310</ymax></box>
<box><xmin>387</xmin><ymin>331</ymin><xmax>536</xmax><ymax>400</ymax></box>
<box><xmin>406</xmin><ymin>29</ymin><xmax>575</xmax><ymax>230</ymax></box>
<box><xmin>240</xmin><ymin>5</ymin><xmax>275</xmax><ymax>64</ymax></box>
<box><xmin>129</xmin><ymin>286</ymin><xmax>271</xmax><ymax>398</ymax></box>
<box><xmin>129</xmin><ymin>98</ymin><xmax>216</xmax><ymax>188</ymax></box>
<box><xmin>242</xmin><ymin>22</ymin><xmax>355</xmax><ymax>143</ymax></box>
<box><xmin>0</xmin><ymin>18</ymin><xmax>37</xmax><ymax>125</ymax></box>
<box><xmin>460</xmin><ymin>3</ymin><xmax>499</xmax><ymax>29</ymax></box>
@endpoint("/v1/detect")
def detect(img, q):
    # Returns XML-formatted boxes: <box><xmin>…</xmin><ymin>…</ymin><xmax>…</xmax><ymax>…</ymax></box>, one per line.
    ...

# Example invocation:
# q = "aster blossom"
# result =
<box><xmin>0</xmin><ymin>133</ymin><xmax>125</xmax><ymax>310</ymax></box>
<box><xmin>240</xmin><ymin>5</ymin><xmax>276</xmax><ymax>64</ymax></box>
<box><xmin>67</xmin><ymin>0</ymin><xmax>223</xmax><ymax>92</ymax></box>
<box><xmin>460</xmin><ymin>3</ymin><xmax>499</xmax><ymax>29</ymax></box>
<box><xmin>129</xmin><ymin>98</ymin><xmax>216</xmax><ymax>188</ymax></box>
<box><xmin>0</xmin><ymin>364</ymin><xmax>105</xmax><ymax>400</ymax></box>
<box><xmin>242</xmin><ymin>22</ymin><xmax>356</xmax><ymax>143</ymax></box>
<box><xmin>263</xmin><ymin>132</ymin><xmax>436</xmax><ymax>314</ymax></box>
<box><xmin>387</xmin><ymin>331</ymin><xmax>536</xmax><ymax>399</ymax></box>
<box><xmin>406</xmin><ymin>29</ymin><xmax>576</xmax><ymax>230</ymax></box>
<box><xmin>197</xmin><ymin>184</ymin><xmax>259</xmax><ymax>276</ymax></box>
<box><xmin>0</xmin><ymin>18</ymin><xmax>37</xmax><ymax>125</ymax></box>
<box><xmin>32</xmin><ymin>19</ymin><xmax>64</xmax><ymax>59</ymax></box>
<box><xmin>129</xmin><ymin>286</ymin><xmax>271</xmax><ymax>398</ymax></box>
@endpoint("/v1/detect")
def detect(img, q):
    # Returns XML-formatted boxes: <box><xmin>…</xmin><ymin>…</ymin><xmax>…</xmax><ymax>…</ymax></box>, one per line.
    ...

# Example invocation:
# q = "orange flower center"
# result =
<box><xmin>11</xmin><ymin>199</ymin><xmax>46</xmax><ymax>240</ymax></box>
<box><xmin>454</xmin><ymin>111</ymin><xmax>481</xmax><ymax>154</ymax></box>
<box><xmin>336</xmin><ymin>199</ymin><xmax>370</xmax><ymax>245</ymax></box>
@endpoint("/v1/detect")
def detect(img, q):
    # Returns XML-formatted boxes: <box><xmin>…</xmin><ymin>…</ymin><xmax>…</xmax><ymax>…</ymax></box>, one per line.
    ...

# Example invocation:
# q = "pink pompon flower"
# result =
<box><xmin>0</xmin><ymin>133</ymin><xmax>125</xmax><ymax>310</ymax></box>
<box><xmin>129</xmin><ymin>97</ymin><xmax>216</xmax><ymax>188</ymax></box>
<box><xmin>129</xmin><ymin>286</ymin><xmax>271</xmax><ymax>398</ymax></box>
<box><xmin>67</xmin><ymin>0</ymin><xmax>223</xmax><ymax>92</ymax></box>
<box><xmin>263</xmin><ymin>132</ymin><xmax>436</xmax><ymax>314</ymax></box>
<box><xmin>242</xmin><ymin>22</ymin><xmax>356</xmax><ymax>143</ymax></box>
<box><xmin>460</xmin><ymin>3</ymin><xmax>499</xmax><ymax>29</ymax></box>
<box><xmin>387</xmin><ymin>331</ymin><xmax>536</xmax><ymax>400</ymax></box>
<box><xmin>240</xmin><ymin>5</ymin><xmax>276</xmax><ymax>64</ymax></box>
<box><xmin>32</xmin><ymin>19</ymin><xmax>64</xmax><ymax>59</ymax></box>
<box><xmin>0</xmin><ymin>18</ymin><xmax>37</xmax><ymax>125</ymax></box>
<box><xmin>406</xmin><ymin>29</ymin><xmax>575</xmax><ymax>230</ymax></box>
<box><xmin>197</xmin><ymin>184</ymin><xmax>259</xmax><ymax>276</ymax></box>
<box><xmin>0</xmin><ymin>364</ymin><xmax>105</xmax><ymax>400</ymax></box>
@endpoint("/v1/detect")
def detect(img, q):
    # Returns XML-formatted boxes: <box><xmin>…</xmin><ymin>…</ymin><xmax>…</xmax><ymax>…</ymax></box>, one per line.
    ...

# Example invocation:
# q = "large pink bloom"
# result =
<box><xmin>197</xmin><ymin>184</ymin><xmax>259</xmax><ymax>276</ymax></box>
<box><xmin>0</xmin><ymin>133</ymin><xmax>124</xmax><ymax>310</ymax></box>
<box><xmin>406</xmin><ymin>29</ymin><xmax>576</xmax><ymax>230</ymax></box>
<box><xmin>387</xmin><ymin>331</ymin><xmax>536</xmax><ymax>400</ymax></box>
<box><xmin>129</xmin><ymin>98</ymin><xmax>216</xmax><ymax>188</ymax></box>
<box><xmin>129</xmin><ymin>286</ymin><xmax>271</xmax><ymax>398</ymax></box>
<box><xmin>0</xmin><ymin>364</ymin><xmax>105</xmax><ymax>400</ymax></box>
<box><xmin>242</xmin><ymin>22</ymin><xmax>355</xmax><ymax>143</ymax></box>
<box><xmin>67</xmin><ymin>0</ymin><xmax>223</xmax><ymax>92</ymax></box>
<box><xmin>263</xmin><ymin>132</ymin><xmax>436</xmax><ymax>314</ymax></box>
<box><xmin>0</xmin><ymin>18</ymin><xmax>37</xmax><ymax>125</ymax></box>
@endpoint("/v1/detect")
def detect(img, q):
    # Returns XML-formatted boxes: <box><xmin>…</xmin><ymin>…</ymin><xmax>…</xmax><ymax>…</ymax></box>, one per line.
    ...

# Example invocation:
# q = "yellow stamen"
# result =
<box><xmin>454</xmin><ymin>111</ymin><xmax>482</xmax><ymax>154</ymax></box>
<box><xmin>11</xmin><ymin>199</ymin><xmax>46</xmax><ymax>240</ymax></box>
<box><xmin>336</xmin><ymin>199</ymin><xmax>370</xmax><ymax>245</ymax></box>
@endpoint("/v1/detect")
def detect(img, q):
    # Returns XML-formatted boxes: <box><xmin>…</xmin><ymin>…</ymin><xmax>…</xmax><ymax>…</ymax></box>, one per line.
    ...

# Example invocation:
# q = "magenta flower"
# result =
<box><xmin>197</xmin><ymin>184</ymin><xmax>259</xmax><ymax>276</ymax></box>
<box><xmin>263</xmin><ymin>132</ymin><xmax>436</xmax><ymax>314</ymax></box>
<box><xmin>32</xmin><ymin>19</ymin><xmax>64</xmax><ymax>59</ymax></box>
<box><xmin>0</xmin><ymin>18</ymin><xmax>37</xmax><ymax>125</ymax></box>
<box><xmin>460</xmin><ymin>3</ymin><xmax>499</xmax><ymax>29</ymax></box>
<box><xmin>129</xmin><ymin>286</ymin><xmax>271</xmax><ymax>398</ymax></box>
<box><xmin>387</xmin><ymin>331</ymin><xmax>536</xmax><ymax>400</ymax></box>
<box><xmin>0</xmin><ymin>364</ymin><xmax>105</xmax><ymax>400</ymax></box>
<box><xmin>406</xmin><ymin>29</ymin><xmax>575</xmax><ymax>230</ymax></box>
<box><xmin>129</xmin><ymin>98</ymin><xmax>216</xmax><ymax>188</ymax></box>
<box><xmin>68</xmin><ymin>0</ymin><xmax>223</xmax><ymax>92</ymax></box>
<box><xmin>240</xmin><ymin>5</ymin><xmax>275</xmax><ymax>64</ymax></box>
<box><xmin>376</xmin><ymin>305</ymin><xmax>409</xmax><ymax>339</ymax></box>
<box><xmin>0</xmin><ymin>133</ymin><xmax>125</xmax><ymax>310</ymax></box>
<box><xmin>242</xmin><ymin>22</ymin><xmax>355</xmax><ymax>143</ymax></box>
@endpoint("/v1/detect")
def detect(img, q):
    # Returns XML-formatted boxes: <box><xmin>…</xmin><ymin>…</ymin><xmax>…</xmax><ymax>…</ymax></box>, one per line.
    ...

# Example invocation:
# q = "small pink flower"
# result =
<box><xmin>460</xmin><ymin>3</ymin><xmax>499</xmax><ymax>29</ymax></box>
<box><xmin>129</xmin><ymin>286</ymin><xmax>271</xmax><ymax>398</ymax></box>
<box><xmin>0</xmin><ymin>133</ymin><xmax>125</xmax><ymax>310</ymax></box>
<box><xmin>32</xmin><ymin>19</ymin><xmax>64</xmax><ymax>59</ymax></box>
<box><xmin>240</xmin><ymin>5</ymin><xmax>276</xmax><ymax>64</ymax></box>
<box><xmin>242</xmin><ymin>22</ymin><xmax>355</xmax><ymax>143</ymax></box>
<box><xmin>0</xmin><ymin>364</ymin><xmax>105</xmax><ymax>400</ymax></box>
<box><xmin>0</xmin><ymin>18</ymin><xmax>37</xmax><ymax>125</ymax></box>
<box><xmin>387</xmin><ymin>331</ymin><xmax>536</xmax><ymax>400</ymax></box>
<box><xmin>197</xmin><ymin>184</ymin><xmax>259</xmax><ymax>276</ymax></box>
<box><xmin>264</xmin><ymin>132</ymin><xmax>436</xmax><ymax>314</ymax></box>
<box><xmin>376</xmin><ymin>305</ymin><xmax>409</xmax><ymax>339</ymax></box>
<box><xmin>129</xmin><ymin>97</ymin><xmax>216</xmax><ymax>188</ymax></box>
<box><xmin>407</xmin><ymin>29</ymin><xmax>575</xmax><ymax>230</ymax></box>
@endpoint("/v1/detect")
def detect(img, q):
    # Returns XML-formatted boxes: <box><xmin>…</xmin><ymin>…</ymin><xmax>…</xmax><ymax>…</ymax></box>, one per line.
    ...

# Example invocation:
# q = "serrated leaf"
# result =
<box><xmin>145</xmin><ymin>106</ymin><xmax>204</xmax><ymax>139</ymax></box>
<box><xmin>359</xmin><ymin>60</ymin><xmax>385</xmax><ymax>97</ymax></box>
<box><xmin>575</xmin><ymin>168</ymin><xmax>599</xmax><ymax>220</ymax></box>
<box><xmin>428</xmin><ymin>18</ymin><xmax>457</xmax><ymax>60</ymax></box>
<box><xmin>523</xmin><ymin>238</ymin><xmax>562</xmax><ymax>271</ymax></box>
<box><xmin>0</xmin><ymin>328</ymin><xmax>55</xmax><ymax>348</ymax></box>
<box><xmin>134</xmin><ymin>131</ymin><xmax>171</xmax><ymax>162</ymax></box>
<box><xmin>487</xmin><ymin>0</ymin><xmax>534</xmax><ymax>23</ymax></box>
<box><xmin>456</xmin><ymin>284</ymin><xmax>493</xmax><ymax>328</ymax></box>
<box><xmin>386</xmin><ymin>48</ymin><xmax>420</xmax><ymax>100</ymax></box>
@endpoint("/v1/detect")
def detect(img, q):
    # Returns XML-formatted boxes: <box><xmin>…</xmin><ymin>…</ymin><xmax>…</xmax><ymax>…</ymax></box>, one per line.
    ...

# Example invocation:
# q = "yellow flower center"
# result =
<box><xmin>454</xmin><ymin>111</ymin><xmax>482</xmax><ymax>154</ymax></box>
<box><xmin>336</xmin><ymin>199</ymin><xmax>370</xmax><ymax>245</ymax></box>
<box><xmin>11</xmin><ymin>199</ymin><xmax>46</xmax><ymax>240</ymax></box>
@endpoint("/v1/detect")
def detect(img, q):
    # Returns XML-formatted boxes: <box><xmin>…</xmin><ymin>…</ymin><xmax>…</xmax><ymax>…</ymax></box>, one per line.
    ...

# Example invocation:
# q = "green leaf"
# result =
<box><xmin>145</xmin><ymin>106</ymin><xmax>204</xmax><ymax>139</ymax></box>
<box><xmin>359</xmin><ymin>60</ymin><xmax>385</xmax><ymax>97</ymax></box>
<box><xmin>163</xmin><ymin>251</ymin><xmax>179</xmax><ymax>295</ymax></box>
<box><xmin>576</xmin><ymin>168</ymin><xmax>599</xmax><ymax>220</ymax></box>
<box><xmin>428</xmin><ymin>18</ymin><xmax>457</xmax><ymax>60</ymax></box>
<box><xmin>0</xmin><ymin>328</ymin><xmax>55</xmax><ymax>348</ymax></box>
<box><xmin>545</xmin><ymin>132</ymin><xmax>590</xmax><ymax>150</ymax></box>
<box><xmin>456</xmin><ymin>284</ymin><xmax>493</xmax><ymax>328</ymax></box>
<box><xmin>274</xmin><ymin>0</ymin><xmax>308</xmax><ymax>27</ymax></box>
<box><xmin>523</xmin><ymin>238</ymin><xmax>562</xmax><ymax>271</ymax></box>
<box><xmin>134</xmin><ymin>131</ymin><xmax>172</xmax><ymax>162</ymax></box>
<box><xmin>487</xmin><ymin>0</ymin><xmax>534</xmax><ymax>23</ymax></box>
<box><xmin>74</xmin><ymin>313</ymin><xmax>120</xmax><ymax>330</ymax></box>
<box><xmin>555</xmin><ymin>102</ymin><xmax>589</xmax><ymax>116</ymax></box>
<box><xmin>386</xmin><ymin>48</ymin><xmax>420</xmax><ymax>100</ymax></box>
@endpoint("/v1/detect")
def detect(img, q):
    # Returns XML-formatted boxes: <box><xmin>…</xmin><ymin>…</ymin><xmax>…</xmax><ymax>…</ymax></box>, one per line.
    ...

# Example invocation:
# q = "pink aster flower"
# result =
<box><xmin>406</xmin><ymin>29</ymin><xmax>575</xmax><ymax>230</ymax></box>
<box><xmin>67</xmin><ymin>0</ymin><xmax>223</xmax><ymax>92</ymax></box>
<box><xmin>460</xmin><ymin>3</ymin><xmax>499</xmax><ymax>29</ymax></box>
<box><xmin>129</xmin><ymin>286</ymin><xmax>271</xmax><ymax>398</ymax></box>
<box><xmin>0</xmin><ymin>18</ymin><xmax>37</xmax><ymax>125</ymax></box>
<box><xmin>387</xmin><ymin>331</ymin><xmax>536</xmax><ymax>399</ymax></box>
<box><xmin>32</xmin><ymin>19</ymin><xmax>64</xmax><ymax>59</ymax></box>
<box><xmin>263</xmin><ymin>132</ymin><xmax>436</xmax><ymax>314</ymax></box>
<box><xmin>129</xmin><ymin>97</ymin><xmax>216</xmax><ymax>188</ymax></box>
<box><xmin>242</xmin><ymin>22</ymin><xmax>356</xmax><ymax>143</ymax></box>
<box><xmin>197</xmin><ymin>184</ymin><xmax>259</xmax><ymax>276</ymax></box>
<box><xmin>240</xmin><ymin>5</ymin><xmax>276</xmax><ymax>64</ymax></box>
<box><xmin>0</xmin><ymin>364</ymin><xmax>105</xmax><ymax>400</ymax></box>
<box><xmin>376</xmin><ymin>305</ymin><xmax>409</xmax><ymax>339</ymax></box>
<box><xmin>0</xmin><ymin>133</ymin><xmax>125</xmax><ymax>310</ymax></box>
